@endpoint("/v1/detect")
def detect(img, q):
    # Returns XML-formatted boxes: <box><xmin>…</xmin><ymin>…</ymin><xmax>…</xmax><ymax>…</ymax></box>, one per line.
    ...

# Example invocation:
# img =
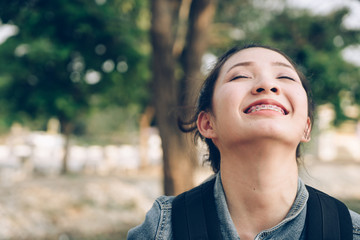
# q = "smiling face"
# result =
<box><xmin>197</xmin><ymin>47</ymin><xmax>311</xmax><ymax>152</ymax></box>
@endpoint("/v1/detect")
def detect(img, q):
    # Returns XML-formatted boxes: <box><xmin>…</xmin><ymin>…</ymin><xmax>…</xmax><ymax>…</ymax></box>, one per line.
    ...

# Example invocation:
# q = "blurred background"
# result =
<box><xmin>0</xmin><ymin>0</ymin><xmax>359</xmax><ymax>239</ymax></box>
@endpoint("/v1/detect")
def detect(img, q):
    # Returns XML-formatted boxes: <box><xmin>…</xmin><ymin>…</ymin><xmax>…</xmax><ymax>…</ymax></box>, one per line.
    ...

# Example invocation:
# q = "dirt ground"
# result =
<box><xmin>0</xmin><ymin>167</ymin><xmax>163</xmax><ymax>240</ymax></box>
<box><xmin>0</xmin><ymin>161</ymin><xmax>359</xmax><ymax>240</ymax></box>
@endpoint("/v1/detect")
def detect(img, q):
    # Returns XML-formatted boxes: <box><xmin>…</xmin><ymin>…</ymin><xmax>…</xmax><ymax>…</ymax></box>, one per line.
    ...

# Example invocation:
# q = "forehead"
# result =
<box><xmin>221</xmin><ymin>47</ymin><xmax>294</xmax><ymax>73</ymax></box>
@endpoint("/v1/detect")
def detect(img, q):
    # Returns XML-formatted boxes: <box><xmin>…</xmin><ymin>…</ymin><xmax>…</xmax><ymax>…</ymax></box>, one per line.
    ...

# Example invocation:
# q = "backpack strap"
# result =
<box><xmin>172</xmin><ymin>177</ymin><xmax>222</xmax><ymax>240</ymax></box>
<box><xmin>172</xmin><ymin>179</ymin><xmax>353</xmax><ymax>240</ymax></box>
<box><xmin>305</xmin><ymin>185</ymin><xmax>353</xmax><ymax>240</ymax></box>
<box><xmin>201</xmin><ymin>178</ymin><xmax>222</xmax><ymax>239</ymax></box>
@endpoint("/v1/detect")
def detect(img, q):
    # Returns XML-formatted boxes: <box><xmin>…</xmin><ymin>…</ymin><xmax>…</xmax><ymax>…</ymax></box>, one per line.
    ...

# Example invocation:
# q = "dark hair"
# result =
<box><xmin>179</xmin><ymin>44</ymin><xmax>314</xmax><ymax>173</ymax></box>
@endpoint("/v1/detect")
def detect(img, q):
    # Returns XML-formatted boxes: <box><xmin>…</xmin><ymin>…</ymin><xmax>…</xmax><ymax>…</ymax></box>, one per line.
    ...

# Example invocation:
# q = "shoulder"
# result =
<box><xmin>156</xmin><ymin>195</ymin><xmax>175</xmax><ymax>209</ymax></box>
<box><xmin>127</xmin><ymin>178</ymin><xmax>216</xmax><ymax>240</ymax></box>
<box><xmin>305</xmin><ymin>185</ymin><xmax>360</xmax><ymax>238</ymax></box>
<box><xmin>350</xmin><ymin>209</ymin><xmax>360</xmax><ymax>238</ymax></box>
<box><xmin>127</xmin><ymin>196</ymin><xmax>175</xmax><ymax>240</ymax></box>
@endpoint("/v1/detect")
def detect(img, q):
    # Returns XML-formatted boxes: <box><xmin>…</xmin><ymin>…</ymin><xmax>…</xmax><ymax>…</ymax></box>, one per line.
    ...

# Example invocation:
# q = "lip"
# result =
<box><xmin>243</xmin><ymin>99</ymin><xmax>289</xmax><ymax>115</ymax></box>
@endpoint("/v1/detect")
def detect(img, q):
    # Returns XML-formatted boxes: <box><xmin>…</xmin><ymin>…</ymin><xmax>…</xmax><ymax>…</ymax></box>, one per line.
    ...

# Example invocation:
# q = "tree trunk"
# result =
<box><xmin>151</xmin><ymin>0</ymin><xmax>192</xmax><ymax>195</ymax></box>
<box><xmin>61</xmin><ymin>121</ymin><xmax>74</xmax><ymax>175</ymax></box>
<box><xmin>151</xmin><ymin>0</ymin><xmax>216</xmax><ymax>195</ymax></box>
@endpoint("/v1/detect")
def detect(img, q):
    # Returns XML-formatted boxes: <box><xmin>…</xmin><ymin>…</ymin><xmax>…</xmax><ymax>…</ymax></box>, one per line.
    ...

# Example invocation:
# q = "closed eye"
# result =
<box><xmin>230</xmin><ymin>75</ymin><xmax>249</xmax><ymax>81</ymax></box>
<box><xmin>278</xmin><ymin>76</ymin><xmax>295</xmax><ymax>81</ymax></box>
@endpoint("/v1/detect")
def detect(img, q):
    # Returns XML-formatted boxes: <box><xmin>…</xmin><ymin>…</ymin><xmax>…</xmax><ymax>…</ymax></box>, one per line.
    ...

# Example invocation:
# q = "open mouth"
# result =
<box><xmin>244</xmin><ymin>100</ymin><xmax>289</xmax><ymax>115</ymax></box>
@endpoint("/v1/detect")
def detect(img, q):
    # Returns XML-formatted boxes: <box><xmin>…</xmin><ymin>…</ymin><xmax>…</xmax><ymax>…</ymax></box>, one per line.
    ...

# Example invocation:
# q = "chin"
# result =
<box><xmin>249</xmin><ymin>125</ymin><xmax>291</xmax><ymax>140</ymax></box>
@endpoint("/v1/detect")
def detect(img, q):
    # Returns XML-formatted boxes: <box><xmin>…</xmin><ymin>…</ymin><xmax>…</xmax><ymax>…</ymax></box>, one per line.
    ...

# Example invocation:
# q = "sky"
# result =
<box><xmin>0</xmin><ymin>23</ymin><xmax>18</xmax><ymax>45</ymax></box>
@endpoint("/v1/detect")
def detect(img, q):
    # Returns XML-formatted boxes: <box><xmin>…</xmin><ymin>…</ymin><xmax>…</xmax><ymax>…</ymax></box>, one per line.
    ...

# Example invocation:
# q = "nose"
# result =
<box><xmin>251</xmin><ymin>78</ymin><xmax>280</xmax><ymax>95</ymax></box>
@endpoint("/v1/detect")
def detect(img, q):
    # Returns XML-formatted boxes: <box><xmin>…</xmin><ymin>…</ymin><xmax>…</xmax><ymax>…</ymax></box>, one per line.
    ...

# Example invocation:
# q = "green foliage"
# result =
<box><xmin>0</xmin><ymin>0</ymin><xmax>151</xmax><ymax>132</ymax></box>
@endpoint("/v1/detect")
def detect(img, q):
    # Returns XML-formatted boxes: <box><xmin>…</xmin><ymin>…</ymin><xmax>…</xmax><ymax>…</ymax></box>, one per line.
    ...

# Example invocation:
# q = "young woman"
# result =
<box><xmin>127</xmin><ymin>45</ymin><xmax>360</xmax><ymax>239</ymax></box>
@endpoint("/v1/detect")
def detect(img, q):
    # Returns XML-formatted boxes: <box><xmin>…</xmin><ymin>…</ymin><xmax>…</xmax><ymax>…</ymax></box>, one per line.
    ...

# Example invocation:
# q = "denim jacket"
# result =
<box><xmin>127</xmin><ymin>173</ymin><xmax>360</xmax><ymax>239</ymax></box>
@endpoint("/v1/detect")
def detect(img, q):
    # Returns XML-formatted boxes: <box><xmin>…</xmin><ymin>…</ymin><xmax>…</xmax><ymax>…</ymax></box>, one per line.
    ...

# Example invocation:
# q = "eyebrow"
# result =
<box><xmin>226</xmin><ymin>61</ymin><xmax>253</xmax><ymax>73</ymax></box>
<box><xmin>271</xmin><ymin>61</ymin><xmax>294</xmax><ymax>70</ymax></box>
<box><xmin>226</xmin><ymin>61</ymin><xmax>295</xmax><ymax>73</ymax></box>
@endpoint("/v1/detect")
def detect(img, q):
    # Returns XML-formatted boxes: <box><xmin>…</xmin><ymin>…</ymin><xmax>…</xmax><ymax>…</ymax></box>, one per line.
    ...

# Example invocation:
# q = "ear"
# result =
<box><xmin>197</xmin><ymin>111</ymin><xmax>217</xmax><ymax>139</ymax></box>
<box><xmin>301</xmin><ymin>117</ymin><xmax>312</xmax><ymax>143</ymax></box>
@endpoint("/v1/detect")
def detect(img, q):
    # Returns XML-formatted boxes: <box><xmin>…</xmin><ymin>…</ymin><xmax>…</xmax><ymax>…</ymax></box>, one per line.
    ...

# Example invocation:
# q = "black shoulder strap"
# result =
<box><xmin>172</xmin><ymin>181</ymin><xmax>353</xmax><ymax>240</ymax></box>
<box><xmin>305</xmin><ymin>185</ymin><xmax>353</xmax><ymax>240</ymax></box>
<box><xmin>172</xmin><ymin>178</ymin><xmax>221</xmax><ymax>240</ymax></box>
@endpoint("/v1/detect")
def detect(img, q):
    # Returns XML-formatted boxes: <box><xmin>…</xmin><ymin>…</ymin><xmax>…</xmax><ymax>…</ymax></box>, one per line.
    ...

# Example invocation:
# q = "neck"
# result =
<box><xmin>219</xmin><ymin>141</ymin><xmax>299</xmax><ymax>240</ymax></box>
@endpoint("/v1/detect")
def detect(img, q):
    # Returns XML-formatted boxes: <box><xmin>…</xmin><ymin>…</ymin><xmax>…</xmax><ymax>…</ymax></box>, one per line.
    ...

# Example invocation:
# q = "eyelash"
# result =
<box><xmin>230</xmin><ymin>75</ymin><xmax>249</xmax><ymax>81</ymax></box>
<box><xmin>278</xmin><ymin>76</ymin><xmax>295</xmax><ymax>81</ymax></box>
<box><xmin>230</xmin><ymin>75</ymin><xmax>296</xmax><ymax>82</ymax></box>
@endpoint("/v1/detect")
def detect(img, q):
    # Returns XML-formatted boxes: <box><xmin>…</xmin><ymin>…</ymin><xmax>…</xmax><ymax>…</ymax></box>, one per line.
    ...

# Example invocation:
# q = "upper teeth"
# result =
<box><xmin>248</xmin><ymin>104</ymin><xmax>285</xmax><ymax>114</ymax></box>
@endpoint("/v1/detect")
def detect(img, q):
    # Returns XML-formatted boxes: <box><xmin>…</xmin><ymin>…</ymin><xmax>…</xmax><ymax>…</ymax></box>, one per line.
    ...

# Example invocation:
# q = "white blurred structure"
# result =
<box><xmin>1</xmin><ymin>110</ymin><xmax>360</xmax><ymax>184</ymax></box>
<box><xmin>0</xmin><ymin>123</ymin><xmax>163</xmax><ymax>183</ymax></box>
<box><xmin>316</xmin><ymin>104</ymin><xmax>360</xmax><ymax>162</ymax></box>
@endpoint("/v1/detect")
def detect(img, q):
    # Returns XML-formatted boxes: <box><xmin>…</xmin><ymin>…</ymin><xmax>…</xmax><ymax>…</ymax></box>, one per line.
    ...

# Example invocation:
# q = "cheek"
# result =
<box><xmin>213</xmin><ymin>85</ymin><xmax>245</xmax><ymax>108</ymax></box>
<box><xmin>211</xmin><ymin>87</ymin><xmax>244</xmax><ymax>128</ymax></box>
<box><xmin>299</xmin><ymin>90</ymin><xmax>309</xmax><ymax>109</ymax></box>
<box><xmin>292</xmin><ymin>88</ymin><xmax>309</xmax><ymax>119</ymax></box>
